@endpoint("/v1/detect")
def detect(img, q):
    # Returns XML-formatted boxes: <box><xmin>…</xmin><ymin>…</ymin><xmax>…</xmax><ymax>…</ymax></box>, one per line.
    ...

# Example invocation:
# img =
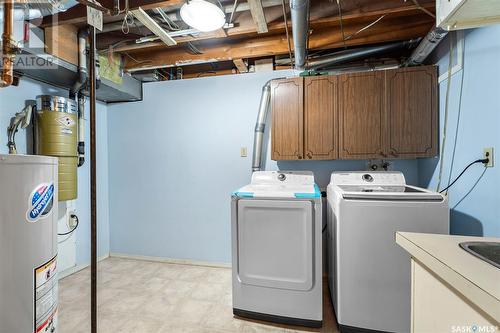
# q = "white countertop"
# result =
<box><xmin>396</xmin><ymin>232</ymin><xmax>500</xmax><ymax>322</ymax></box>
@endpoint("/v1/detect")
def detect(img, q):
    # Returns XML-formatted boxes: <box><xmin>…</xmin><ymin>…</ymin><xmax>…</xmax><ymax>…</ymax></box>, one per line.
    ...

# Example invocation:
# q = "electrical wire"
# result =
<box><xmin>445</xmin><ymin>35</ymin><xmax>466</xmax><ymax>195</ymax></box>
<box><xmin>229</xmin><ymin>0</ymin><xmax>238</xmax><ymax>24</ymax></box>
<box><xmin>452</xmin><ymin>167</ymin><xmax>487</xmax><ymax>209</ymax></box>
<box><xmin>344</xmin><ymin>14</ymin><xmax>387</xmax><ymax>41</ymax></box>
<box><xmin>336</xmin><ymin>0</ymin><xmax>346</xmax><ymax>49</ymax></box>
<box><xmin>281</xmin><ymin>0</ymin><xmax>293</xmax><ymax>67</ymax></box>
<box><xmin>439</xmin><ymin>159</ymin><xmax>488</xmax><ymax>194</ymax></box>
<box><xmin>58</xmin><ymin>214</ymin><xmax>80</xmax><ymax>236</ymax></box>
<box><xmin>410</xmin><ymin>0</ymin><xmax>435</xmax><ymax>19</ymax></box>
<box><xmin>187</xmin><ymin>42</ymin><xmax>203</xmax><ymax>55</ymax></box>
<box><xmin>121</xmin><ymin>12</ymin><xmax>135</xmax><ymax>34</ymax></box>
<box><xmin>123</xmin><ymin>52</ymin><xmax>153</xmax><ymax>64</ymax></box>
<box><xmin>436</xmin><ymin>36</ymin><xmax>455</xmax><ymax>192</ymax></box>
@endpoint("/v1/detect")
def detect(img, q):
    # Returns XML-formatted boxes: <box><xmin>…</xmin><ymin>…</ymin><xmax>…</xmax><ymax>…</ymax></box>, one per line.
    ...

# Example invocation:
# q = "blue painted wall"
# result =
<box><xmin>419</xmin><ymin>26</ymin><xmax>500</xmax><ymax>237</ymax></box>
<box><xmin>107</xmin><ymin>70</ymin><xmax>419</xmax><ymax>263</ymax></box>
<box><xmin>0</xmin><ymin>78</ymin><xmax>110</xmax><ymax>264</ymax></box>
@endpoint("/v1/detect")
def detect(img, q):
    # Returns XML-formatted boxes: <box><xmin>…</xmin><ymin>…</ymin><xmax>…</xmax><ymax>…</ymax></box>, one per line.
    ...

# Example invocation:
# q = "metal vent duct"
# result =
<box><xmin>404</xmin><ymin>27</ymin><xmax>448</xmax><ymax>66</ymax></box>
<box><xmin>290</xmin><ymin>0</ymin><xmax>309</xmax><ymax>69</ymax></box>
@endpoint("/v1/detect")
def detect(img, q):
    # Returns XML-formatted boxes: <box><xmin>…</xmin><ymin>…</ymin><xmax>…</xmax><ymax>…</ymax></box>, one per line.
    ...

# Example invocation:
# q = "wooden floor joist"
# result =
<box><xmin>125</xmin><ymin>14</ymin><xmax>433</xmax><ymax>71</ymax></box>
<box><xmin>247</xmin><ymin>0</ymin><xmax>269</xmax><ymax>33</ymax></box>
<box><xmin>233</xmin><ymin>59</ymin><xmax>249</xmax><ymax>73</ymax></box>
<box><xmin>107</xmin><ymin>3</ymin><xmax>433</xmax><ymax>53</ymax></box>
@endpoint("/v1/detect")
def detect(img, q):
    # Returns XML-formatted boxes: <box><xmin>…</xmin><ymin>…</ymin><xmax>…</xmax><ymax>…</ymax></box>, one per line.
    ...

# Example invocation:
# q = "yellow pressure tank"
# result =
<box><xmin>35</xmin><ymin>95</ymin><xmax>79</xmax><ymax>201</ymax></box>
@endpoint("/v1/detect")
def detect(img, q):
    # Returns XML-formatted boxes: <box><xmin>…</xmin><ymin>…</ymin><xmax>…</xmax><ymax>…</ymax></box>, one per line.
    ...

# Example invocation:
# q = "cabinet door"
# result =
<box><xmin>339</xmin><ymin>71</ymin><xmax>386</xmax><ymax>159</ymax></box>
<box><xmin>271</xmin><ymin>78</ymin><xmax>304</xmax><ymax>160</ymax></box>
<box><xmin>386</xmin><ymin>66</ymin><xmax>438</xmax><ymax>158</ymax></box>
<box><xmin>304</xmin><ymin>75</ymin><xmax>338</xmax><ymax>160</ymax></box>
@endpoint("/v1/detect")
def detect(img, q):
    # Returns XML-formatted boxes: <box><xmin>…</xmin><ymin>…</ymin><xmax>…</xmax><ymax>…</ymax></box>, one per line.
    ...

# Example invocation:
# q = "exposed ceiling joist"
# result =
<box><xmin>131</xmin><ymin>7</ymin><xmax>177</xmax><ymax>45</ymax></box>
<box><xmin>125</xmin><ymin>14</ymin><xmax>433</xmax><ymax>71</ymax></box>
<box><xmin>247</xmin><ymin>0</ymin><xmax>269</xmax><ymax>33</ymax></box>
<box><xmin>109</xmin><ymin>3</ymin><xmax>433</xmax><ymax>53</ymax></box>
<box><xmin>98</xmin><ymin>0</ymin><xmax>282</xmax><ymax>33</ymax></box>
<box><xmin>233</xmin><ymin>59</ymin><xmax>248</xmax><ymax>73</ymax></box>
<box><xmin>38</xmin><ymin>0</ymin><xmax>185</xmax><ymax>27</ymax></box>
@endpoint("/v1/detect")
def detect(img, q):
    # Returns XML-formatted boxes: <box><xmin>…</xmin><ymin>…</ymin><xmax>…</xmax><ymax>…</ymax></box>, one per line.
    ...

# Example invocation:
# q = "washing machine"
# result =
<box><xmin>231</xmin><ymin>171</ymin><xmax>322</xmax><ymax>327</ymax></box>
<box><xmin>327</xmin><ymin>171</ymin><xmax>449</xmax><ymax>333</ymax></box>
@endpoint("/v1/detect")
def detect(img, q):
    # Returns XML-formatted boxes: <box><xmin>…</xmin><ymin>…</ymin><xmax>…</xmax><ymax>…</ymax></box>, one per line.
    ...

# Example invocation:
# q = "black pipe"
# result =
<box><xmin>89</xmin><ymin>25</ymin><xmax>98</xmax><ymax>333</ymax></box>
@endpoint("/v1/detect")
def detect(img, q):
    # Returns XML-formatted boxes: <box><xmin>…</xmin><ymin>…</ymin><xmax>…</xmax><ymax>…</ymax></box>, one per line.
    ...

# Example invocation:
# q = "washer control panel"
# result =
<box><xmin>331</xmin><ymin>171</ymin><xmax>406</xmax><ymax>186</ymax></box>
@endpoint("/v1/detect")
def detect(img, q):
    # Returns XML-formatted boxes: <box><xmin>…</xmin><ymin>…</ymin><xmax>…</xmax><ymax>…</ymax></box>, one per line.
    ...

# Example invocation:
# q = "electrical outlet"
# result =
<box><xmin>483</xmin><ymin>147</ymin><xmax>494</xmax><ymax>167</ymax></box>
<box><xmin>68</xmin><ymin>211</ymin><xmax>78</xmax><ymax>229</ymax></box>
<box><xmin>240</xmin><ymin>147</ymin><xmax>247</xmax><ymax>157</ymax></box>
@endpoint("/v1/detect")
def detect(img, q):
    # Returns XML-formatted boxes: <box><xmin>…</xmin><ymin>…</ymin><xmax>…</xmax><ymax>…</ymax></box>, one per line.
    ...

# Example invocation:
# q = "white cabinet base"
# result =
<box><xmin>411</xmin><ymin>259</ymin><xmax>498</xmax><ymax>333</ymax></box>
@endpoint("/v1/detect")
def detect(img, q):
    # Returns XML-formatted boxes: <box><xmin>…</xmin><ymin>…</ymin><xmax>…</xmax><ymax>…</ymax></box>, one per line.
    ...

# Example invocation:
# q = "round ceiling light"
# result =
<box><xmin>180</xmin><ymin>0</ymin><xmax>226</xmax><ymax>32</ymax></box>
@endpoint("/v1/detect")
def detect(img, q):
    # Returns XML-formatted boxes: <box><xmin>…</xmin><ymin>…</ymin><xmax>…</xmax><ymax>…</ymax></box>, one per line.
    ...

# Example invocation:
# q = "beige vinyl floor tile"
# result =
<box><xmin>58</xmin><ymin>257</ymin><xmax>339</xmax><ymax>333</ymax></box>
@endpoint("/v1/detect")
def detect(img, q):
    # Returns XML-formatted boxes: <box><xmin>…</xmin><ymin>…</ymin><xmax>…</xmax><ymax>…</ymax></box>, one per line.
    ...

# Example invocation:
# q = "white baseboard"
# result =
<box><xmin>109</xmin><ymin>252</ymin><xmax>231</xmax><ymax>269</ymax></box>
<box><xmin>58</xmin><ymin>253</ymin><xmax>110</xmax><ymax>280</ymax></box>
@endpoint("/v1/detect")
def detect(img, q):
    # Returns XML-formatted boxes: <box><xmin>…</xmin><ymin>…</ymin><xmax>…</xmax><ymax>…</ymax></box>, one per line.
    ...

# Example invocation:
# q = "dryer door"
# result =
<box><xmin>237</xmin><ymin>199</ymin><xmax>314</xmax><ymax>291</ymax></box>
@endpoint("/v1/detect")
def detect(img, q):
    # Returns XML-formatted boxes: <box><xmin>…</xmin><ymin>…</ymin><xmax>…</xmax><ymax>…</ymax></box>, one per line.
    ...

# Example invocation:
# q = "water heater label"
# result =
<box><xmin>27</xmin><ymin>183</ymin><xmax>55</xmax><ymax>223</ymax></box>
<box><xmin>34</xmin><ymin>256</ymin><xmax>58</xmax><ymax>333</ymax></box>
<box><xmin>56</xmin><ymin>115</ymin><xmax>76</xmax><ymax>127</ymax></box>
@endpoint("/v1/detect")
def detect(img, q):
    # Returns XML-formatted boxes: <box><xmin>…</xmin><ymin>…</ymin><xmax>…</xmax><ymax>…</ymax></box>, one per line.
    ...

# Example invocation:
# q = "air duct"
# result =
<box><xmin>251</xmin><ymin>80</ymin><xmax>272</xmax><ymax>172</ymax></box>
<box><xmin>305</xmin><ymin>39</ymin><xmax>420</xmax><ymax>71</ymax></box>
<box><xmin>290</xmin><ymin>0</ymin><xmax>309</xmax><ymax>69</ymax></box>
<box><xmin>404</xmin><ymin>27</ymin><xmax>448</xmax><ymax>66</ymax></box>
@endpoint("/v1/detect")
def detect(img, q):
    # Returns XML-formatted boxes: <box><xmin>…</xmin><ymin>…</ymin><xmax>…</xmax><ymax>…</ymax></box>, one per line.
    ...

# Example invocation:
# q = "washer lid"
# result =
<box><xmin>233</xmin><ymin>171</ymin><xmax>320</xmax><ymax>198</ymax></box>
<box><xmin>340</xmin><ymin>185</ymin><xmax>444</xmax><ymax>201</ymax></box>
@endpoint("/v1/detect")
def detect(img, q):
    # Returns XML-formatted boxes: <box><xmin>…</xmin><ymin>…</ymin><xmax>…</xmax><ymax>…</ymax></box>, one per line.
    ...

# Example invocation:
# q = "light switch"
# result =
<box><xmin>241</xmin><ymin>147</ymin><xmax>247</xmax><ymax>157</ymax></box>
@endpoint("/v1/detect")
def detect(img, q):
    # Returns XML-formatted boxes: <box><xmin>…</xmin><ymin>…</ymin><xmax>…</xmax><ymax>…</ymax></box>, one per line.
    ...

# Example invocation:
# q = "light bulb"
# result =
<box><xmin>180</xmin><ymin>0</ymin><xmax>226</xmax><ymax>32</ymax></box>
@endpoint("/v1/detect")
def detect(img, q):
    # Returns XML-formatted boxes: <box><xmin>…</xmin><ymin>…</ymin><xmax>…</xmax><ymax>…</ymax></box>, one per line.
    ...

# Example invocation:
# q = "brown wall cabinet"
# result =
<box><xmin>271</xmin><ymin>65</ymin><xmax>438</xmax><ymax>161</ymax></box>
<box><xmin>304</xmin><ymin>75</ymin><xmax>338</xmax><ymax>160</ymax></box>
<box><xmin>271</xmin><ymin>77</ymin><xmax>304</xmax><ymax>160</ymax></box>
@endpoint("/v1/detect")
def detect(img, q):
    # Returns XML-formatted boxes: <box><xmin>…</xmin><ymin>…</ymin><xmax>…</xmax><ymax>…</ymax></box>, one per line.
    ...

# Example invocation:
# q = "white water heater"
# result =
<box><xmin>0</xmin><ymin>154</ymin><xmax>59</xmax><ymax>333</ymax></box>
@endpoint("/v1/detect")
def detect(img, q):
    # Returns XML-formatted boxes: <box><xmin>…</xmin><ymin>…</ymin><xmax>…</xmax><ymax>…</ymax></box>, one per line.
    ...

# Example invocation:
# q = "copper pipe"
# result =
<box><xmin>1</xmin><ymin>0</ymin><xmax>15</xmax><ymax>88</ymax></box>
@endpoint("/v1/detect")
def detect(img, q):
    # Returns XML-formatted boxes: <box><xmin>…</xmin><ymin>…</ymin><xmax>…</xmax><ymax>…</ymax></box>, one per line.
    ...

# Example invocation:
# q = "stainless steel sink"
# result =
<box><xmin>460</xmin><ymin>242</ymin><xmax>500</xmax><ymax>269</ymax></box>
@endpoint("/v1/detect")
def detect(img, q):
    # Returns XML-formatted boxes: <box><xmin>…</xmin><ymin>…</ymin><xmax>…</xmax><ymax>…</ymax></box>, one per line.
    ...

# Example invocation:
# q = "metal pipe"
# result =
<box><xmin>7</xmin><ymin>105</ymin><xmax>33</xmax><ymax>154</ymax></box>
<box><xmin>1</xmin><ymin>0</ymin><xmax>15</xmax><ymax>88</ymax></box>
<box><xmin>289</xmin><ymin>0</ymin><xmax>309</xmax><ymax>69</ymax></box>
<box><xmin>251</xmin><ymin>80</ymin><xmax>273</xmax><ymax>172</ymax></box>
<box><xmin>77</xmin><ymin>93</ymin><xmax>85</xmax><ymax>167</ymax></box>
<box><xmin>89</xmin><ymin>25</ymin><xmax>98</xmax><ymax>333</ymax></box>
<box><xmin>72</xmin><ymin>28</ymin><xmax>88</xmax><ymax>168</ymax></box>
<box><xmin>305</xmin><ymin>39</ymin><xmax>420</xmax><ymax>71</ymax></box>
<box><xmin>404</xmin><ymin>27</ymin><xmax>448</xmax><ymax>66</ymax></box>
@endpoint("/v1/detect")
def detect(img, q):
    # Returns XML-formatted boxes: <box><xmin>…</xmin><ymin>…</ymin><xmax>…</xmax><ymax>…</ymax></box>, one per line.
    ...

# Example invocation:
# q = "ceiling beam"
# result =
<box><xmin>247</xmin><ymin>0</ymin><xmax>269</xmax><ymax>33</ymax></box>
<box><xmin>38</xmin><ymin>0</ymin><xmax>185</xmax><ymax>27</ymax></box>
<box><xmin>110</xmin><ymin>3</ymin><xmax>433</xmax><ymax>53</ymax></box>
<box><xmin>125</xmin><ymin>14</ymin><xmax>433</xmax><ymax>71</ymax></box>
<box><xmin>233</xmin><ymin>59</ymin><xmax>248</xmax><ymax>73</ymax></box>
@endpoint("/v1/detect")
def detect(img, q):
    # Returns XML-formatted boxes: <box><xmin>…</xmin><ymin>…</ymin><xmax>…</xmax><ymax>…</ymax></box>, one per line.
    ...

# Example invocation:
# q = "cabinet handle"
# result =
<box><xmin>297</xmin><ymin>154</ymin><xmax>303</xmax><ymax>159</ymax></box>
<box><xmin>380</xmin><ymin>152</ymin><xmax>387</xmax><ymax>158</ymax></box>
<box><xmin>307</xmin><ymin>152</ymin><xmax>313</xmax><ymax>159</ymax></box>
